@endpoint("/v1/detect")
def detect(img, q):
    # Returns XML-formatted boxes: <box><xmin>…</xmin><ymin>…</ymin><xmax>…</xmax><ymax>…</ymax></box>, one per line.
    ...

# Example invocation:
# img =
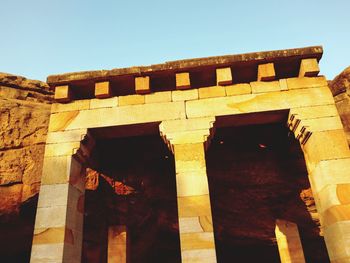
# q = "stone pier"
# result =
<box><xmin>108</xmin><ymin>226</ymin><xmax>129</xmax><ymax>263</ymax></box>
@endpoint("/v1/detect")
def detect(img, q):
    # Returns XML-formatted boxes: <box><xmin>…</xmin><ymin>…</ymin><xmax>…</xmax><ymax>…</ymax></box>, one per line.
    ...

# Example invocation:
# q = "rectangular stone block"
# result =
<box><xmin>51</xmin><ymin>100</ymin><xmax>90</xmax><ymax>113</ymax></box>
<box><xmin>216</xmin><ymin>67</ymin><xmax>232</xmax><ymax>86</ymax></box>
<box><xmin>37</xmin><ymin>184</ymin><xmax>69</xmax><ymax>208</ymax></box>
<box><xmin>198</xmin><ymin>86</ymin><xmax>225</xmax><ymax>99</ymax></box>
<box><xmin>323</xmin><ymin>204</ymin><xmax>350</xmax><ymax>227</ymax></box>
<box><xmin>41</xmin><ymin>156</ymin><xmax>72</xmax><ymax>185</ymax></box>
<box><xmin>179</xmin><ymin>217</ymin><xmax>204</xmax><ymax>234</ymax></box>
<box><xmin>95</xmin><ymin>81</ymin><xmax>111</xmax><ymax>98</ymax></box>
<box><xmin>55</xmin><ymin>101</ymin><xmax>186</xmax><ymax>131</ymax></box>
<box><xmin>289</xmin><ymin>104</ymin><xmax>338</xmax><ymax>120</ymax></box>
<box><xmin>176</xmin><ymin>72</ymin><xmax>191</xmax><ymax>90</ymax></box>
<box><xmin>167</xmin><ymin>129</ymin><xmax>212</xmax><ymax>145</ymax></box>
<box><xmin>180</xmin><ymin>232</ymin><xmax>215</xmax><ymax>250</ymax></box>
<box><xmin>178</xmin><ymin>195</ymin><xmax>212</xmax><ymax>217</ymax></box>
<box><xmin>299</xmin><ymin>58</ymin><xmax>320</xmax><ymax>77</ymax></box>
<box><xmin>323</xmin><ymin>221</ymin><xmax>350</xmax><ymax>261</ymax></box>
<box><xmin>45</xmin><ymin>142</ymin><xmax>80</xmax><ymax>157</ymax></box>
<box><xmin>286</xmin><ymin>76</ymin><xmax>327</xmax><ymax>90</ymax></box>
<box><xmin>145</xmin><ymin>91</ymin><xmax>171</xmax><ymax>104</ymax></box>
<box><xmin>108</xmin><ymin>225</ymin><xmax>128</xmax><ymax>263</ymax></box>
<box><xmin>135</xmin><ymin>76</ymin><xmax>150</xmax><ymax>94</ymax></box>
<box><xmin>303</xmin><ymin>130</ymin><xmax>350</xmax><ymax>169</ymax></box>
<box><xmin>160</xmin><ymin>117</ymin><xmax>215</xmax><ymax>133</ymax></box>
<box><xmin>310</xmin><ymin>158</ymin><xmax>350</xmax><ymax>193</ymax></box>
<box><xmin>251</xmin><ymin>81</ymin><xmax>280</xmax><ymax>93</ymax></box>
<box><xmin>33</xmin><ymin>227</ymin><xmax>66</xmax><ymax>245</ymax></box>
<box><xmin>90</xmin><ymin>97</ymin><xmax>118</xmax><ymax>109</ymax></box>
<box><xmin>225</xmin><ymin>83</ymin><xmax>251</xmax><ymax>96</ymax></box>
<box><xmin>54</xmin><ymin>85</ymin><xmax>72</xmax><ymax>103</ymax></box>
<box><xmin>258</xmin><ymin>63</ymin><xmax>276</xmax><ymax>81</ymax></box>
<box><xmin>316</xmin><ymin>184</ymin><xmax>340</xmax><ymax>214</ymax></box>
<box><xmin>46</xmin><ymin>129</ymin><xmax>87</xmax><ymax>144</ymax></box>
<box><xmin>172</xmin><ymin>89</ymin><xmax>198</xmax><ymax>101</ymax></box>
<box><xmin>292</xmin><ymin>116</ymin><xmax>343</xmax><ymax>137</ymax></box>
<box><xmin>119</xmin><ymin>94</ymin><xmax>145</xmax><ymax>106</ymax></box>
<box><xmin>31</xmin><ymin>243</ymin><xmax>64</xmax><ymax>262</ymax></box>
<box><xmin>181</xmin><ymin>249</ymin><xmax>217</xmax><ymax>263</ymax></box>
<box><xmin>174</xmin><ymin>143</ymin><xmax>206</xmax><ymax>172</ymax></box>
<box><xmin>35</xmin><ymin>205</ymin><xmax>68</xmax><ymax>228</ymax></box>
<box><xmin>48</xmin><ymin>111</ymin><xmax>80</xmax><ymax>132</ymax></box>
<box><xmin>176</xmin><ymin>172</ymin><xmax>209</xmax><ymax>197</ymax></box>
<box><xmin>186</xmin><ymin>86</ymin><xmax>334</xmax><ymax>119</ymax></box>
<box><xmin>279</xmin><ymin>79</ymin><xmax>288</xmax><ymax>91</ymax></box>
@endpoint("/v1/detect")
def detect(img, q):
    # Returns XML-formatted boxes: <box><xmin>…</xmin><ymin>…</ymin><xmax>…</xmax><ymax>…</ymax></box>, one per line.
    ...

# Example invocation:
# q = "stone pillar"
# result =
<box><xmin>108</xmin><ymin>225</ymin><xmax>129</xmax><ymax>263</ymax></box>
<box><xmin>288</xmin><ymin>108</ymin><xmax>350</xmax><ymax>262</ymax></box>
<box><xmin>275</xmin><ymin>219</ymin><xmax>306</xmax><ymax>263</ymax></box>
<box><xmin>160</xmin><ymin>117</ymin><xmax>217</xmax><ymax>263</ymax></box>
<box><xmin>30</xmin><ymin>130</ymin><xmax>93</xmax><ymax>263</ymax></box>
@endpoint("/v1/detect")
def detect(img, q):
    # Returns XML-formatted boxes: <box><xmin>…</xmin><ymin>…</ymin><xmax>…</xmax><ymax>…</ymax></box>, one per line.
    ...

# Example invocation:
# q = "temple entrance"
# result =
<box><xmin>81</xmin><ymin>123</ymin><xmax>181</xmax><ymax>263</ymax></box>
<box><xmin>206</xmin><ymin>113</ymin><xmax>330</xmax><ymax>262</ymax></box>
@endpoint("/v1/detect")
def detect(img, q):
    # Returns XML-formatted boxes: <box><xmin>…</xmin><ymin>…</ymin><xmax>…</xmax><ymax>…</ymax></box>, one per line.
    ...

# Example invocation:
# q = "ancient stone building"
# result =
<box><xmin>1</xmin><ymin>46</ymin><xmax>350</xmax><ymax>262</ymax></box>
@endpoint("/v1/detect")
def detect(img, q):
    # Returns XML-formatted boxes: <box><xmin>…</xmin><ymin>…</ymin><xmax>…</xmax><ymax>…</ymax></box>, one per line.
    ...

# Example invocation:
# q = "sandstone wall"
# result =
<box><xmin>0</xmin><ymin>73</ymin><xmax>52</xmax><ymax>215</ymax></box>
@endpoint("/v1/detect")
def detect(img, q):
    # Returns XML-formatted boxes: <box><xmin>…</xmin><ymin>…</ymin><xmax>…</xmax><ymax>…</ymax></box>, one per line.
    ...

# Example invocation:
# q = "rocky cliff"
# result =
<box><xmin>0</xmin><ymin>73</ymin><xmax>52</xmax><ymax>214</ymax></box>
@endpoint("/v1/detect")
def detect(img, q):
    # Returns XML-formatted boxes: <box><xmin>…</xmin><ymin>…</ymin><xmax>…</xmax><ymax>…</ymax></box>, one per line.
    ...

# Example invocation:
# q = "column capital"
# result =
<box><xmin>159</xmin><ymin>117</ymin><xmax>215</xmax><ymax>152</ymax></box>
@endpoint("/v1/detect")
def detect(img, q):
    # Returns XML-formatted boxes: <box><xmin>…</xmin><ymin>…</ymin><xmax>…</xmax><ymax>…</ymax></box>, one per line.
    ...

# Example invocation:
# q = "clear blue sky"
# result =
<box><xmin>1</xmin><ymin>0</ymin><xmax>349</xmax><ymax>81</ymax></box>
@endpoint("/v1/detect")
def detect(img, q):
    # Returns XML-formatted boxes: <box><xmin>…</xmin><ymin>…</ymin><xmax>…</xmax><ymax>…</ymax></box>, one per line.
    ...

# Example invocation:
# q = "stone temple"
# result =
<box><xmin>1</xmin><ymin>46</ymin><xmax>350</xmax><ymax>262</ymax></box>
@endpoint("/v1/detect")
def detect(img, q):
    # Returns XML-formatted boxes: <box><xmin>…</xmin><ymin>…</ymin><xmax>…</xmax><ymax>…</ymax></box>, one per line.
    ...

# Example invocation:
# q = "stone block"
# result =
<box><xmin>251</xmin><ymin>81</ymin><xmax>280</xmax><ymax>93</ymax></box>
<box><xmin>59</xmin><ymin>101</ymin><xmax>186</xmax><ymax>131</ymax></box>
<box><xmin>174</xmin><ymin>143</ymin><xmax>206</xmax><ymax>172</ymax></box>
<box><xmin>176</xmin><ymin>72</ymin><xmax>191</xmax><ymax>90</ymax></box>
<box><xmin>54</xmin><ymin>85</ymin><xmax>72</xmax><ymax>103</ymax></box>
<box><xmin>198</xmin><ymin>86</ymin><xmax>226</xmax><ymax>99</ymax></box>
<box><xmin>180</xmin><ymin>232</ymin><xmax>215</xmax><ymax>250</ymax></box>
<box><xmin>48</xmin><ymin>111</ymin><xmax>80</xmax><ymax>132</ymax></box>
<box><xmin>323</xmin><ymin>221</ymin><xmax>350</xmax><ymax>261</ymax></box>
<box><xmin>323</xmin><ymin>205</ymin><xmax>350</xmax><ymax>227</ymax></box>
<box><xmin>337</xmin><ymin>184</ymin><xmax>350</xmax><ymax>205</ymax></box>
<box><xmin>172</xmin><ymin>89</ymin><xmax>198</xmax><ymax>101</ymax></box>
<box><xmin>179</xmin><ymin>217</ymin><xmax>204</xmax><ymax>233</ymax></box>
<box><xmin>216</xmin><ymin>67</ymin><xmax>232</xmax><ymax>86</ymax></box>
<box><xmin>310</xmin><ymin>158</ymin><xmax>350</xmax><ymax>193</ymax></box>
<box><xmin>299</xmin><ymin>58</ymin><xmax>320</xmax><ymax>77</ymax></box>
<box><xmin>289</xmin><ymin>105</ymin><xmax>338</xmax><ymax>120</ymax></box>
<box><xmin>30</xmin><ymin>243</ymin><xmax>64</xmax><ymax>262</ymax></box>
<box><xmin>225</xmin><ymin>83</ymin><xmax>251</xmax><ymax>96</ymax></box>
<box><xmin>33</xmin><ymin>227</ymin><xmax>66</xmax><ymax>245</ymax></box>
<box><xmin>286</xmin><ymin>76</ymin><xmax>327</xmax><ymax>90</ymax></box>
<box><xmin>51</xmin><ymin>100</ymin><xmax>90</xmax><ymax>113</ymax></box>
<box><xmin>258</xmin><ymin>63</ymin><xmax>276</xmax><ymax>81</ymax></box>
<box><xmin>95</xmin><ymin>81</ymin><xmax>111</xmax><ymax>98</ymax></box>
<box><xmin>316</xmin><ymin>185</ymin><xmax>340</xmax><ymax>213</ymax></box>
<box><xmin>46</xmin><ymin>129</ymin><xmax>87</xmax><ymax>144</ymax></box>
<box><xmin>181</xmin><ymin>248</ymin><xmax>217</xmax><ymax>263</ymax></box>
<box><xmin>303</xmin><ymin>130</ymin><xmax>350</xmax><ymax>169</ymax></box>
<box><xmin>90</xmin><ymin>97</ymin><xmax>118</xmax><ymax>109</ymax></box>
<box><xmin>108</xmin><ymin>226</ymin><xmax>128</xmax><ymax>263</ymax></box>
<box><xmin>186</xmin><ymin>86</ymin><xmax>334</xmax><ymax>119</ymax></box>
<box><xmin>279</xmin><ymin>79</ymin><xmax>288</xmax><ymax>91</ymax></box>
<box><xmin>45</xmin><ymin>142</ymin><xmax>81</xmax><ymax>157</ymax></box>
<box><xmin>119</xmin><ymin>94</ymin><xmax>145</xmax><ymax>106</ymax></box>
<box><xmin>178</xmin><ymin>195</ymin><xmax>212</xmax><ymax>217</ymax></box>
<box><xmin>292</xmin><ymin>116</ymin><xmax>343</xmax><ymax>138</ymax></box>
<box><xmin>176</xmin><ymin>172</ymin><xmax>209</xmax><ymax>197</ymax></box>
<box><xmin>167</xmin><ymin>130</ymin><xmax>212</xmax><ymax>145</ymax></box>
<box><xmin>135</xmin><ymin>76</ymin><xmax>150</xmax><ymax>94</ymax></box>
<box><xmin>41</xmin><ymin>156</ymin><xmax>72</xmax><ymax>185</ymax></box>
<box><xmin>35</xmin><ymin>205</ymin><xmax>68</xmax><ymax>228</ymax></box>
<box><xmin>160</xmin><ymin>117</ymin><xmax>215</xmax><ymax>134</ymax></box>
<box><xmin>37</xmin><ymin>184</ymin><xmax>69</xmax><ymax>208</ymax></box>
<box><xmin>145</xmin><ymin>91</ymin><xmax>171</xmax><ymax>104</ymax></box>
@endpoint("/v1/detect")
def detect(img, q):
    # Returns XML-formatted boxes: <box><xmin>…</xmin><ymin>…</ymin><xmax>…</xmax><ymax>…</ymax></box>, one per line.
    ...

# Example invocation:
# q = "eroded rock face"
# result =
<box><xmin>329</xmin><ymin>67</ymin><xmax>350</xmax><ymax>144</ymax></box>
<box><xmin>0</xmin><ymin>73</ymin><xmax>52</xmax><ymax>215</ymax></box>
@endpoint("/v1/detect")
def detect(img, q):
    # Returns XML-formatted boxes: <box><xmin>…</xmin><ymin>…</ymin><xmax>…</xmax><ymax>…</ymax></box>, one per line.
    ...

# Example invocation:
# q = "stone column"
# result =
<box><xmin>30</xmin><ymin>130</ymin><xmax>94</xmax><ymax>263</ymax></box>
<box><xmin>288</xmin><ymin>108</ymin><xmax>350</xmax><ymax>262</ymax></box>
<box><xmin>108</xmin><ymin>225</ymin><xmax>129</xmax><ymax>263</ymax></box>
<box><xmin>275</xmin><ymin>219</ymin><xmax>306</xmax><ymax>263</ymax></box>
<box><xmin>160</xmin><ymin>117</ymin><xmax>217</xmax><ymax>263</ymax></box>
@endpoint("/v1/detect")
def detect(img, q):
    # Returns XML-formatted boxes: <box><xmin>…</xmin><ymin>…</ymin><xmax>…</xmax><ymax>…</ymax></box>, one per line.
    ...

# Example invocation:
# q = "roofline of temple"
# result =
<box><xmin>47</xmin><ymin>46</ymin><xmax>323</xmax><ymax>86</ymax></box>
